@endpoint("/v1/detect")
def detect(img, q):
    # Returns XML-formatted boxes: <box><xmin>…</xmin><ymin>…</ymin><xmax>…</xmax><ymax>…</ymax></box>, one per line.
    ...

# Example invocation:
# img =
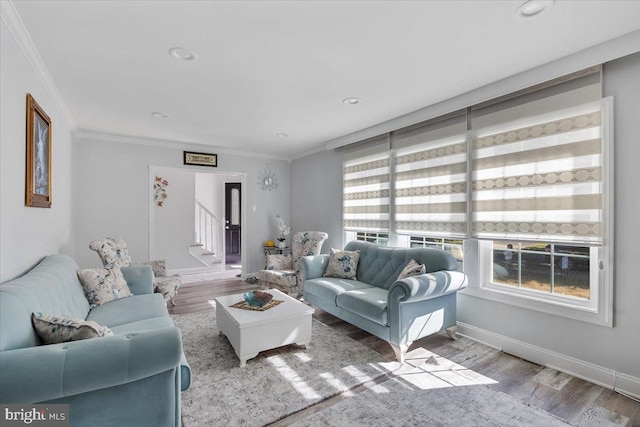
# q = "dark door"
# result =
<box><xmin>225</xmin><ymin>183</ymin><xmax>241</xmax><ymax>264</ymax></box>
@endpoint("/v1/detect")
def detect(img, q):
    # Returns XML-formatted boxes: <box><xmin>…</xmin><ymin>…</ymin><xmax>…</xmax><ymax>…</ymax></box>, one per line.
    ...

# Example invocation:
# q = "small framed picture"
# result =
<box><xmin>26</xmin><ymin>94</ymin><xmax>52</xmax><ymax>208</ymax></box>
<box><xmin>184</xmin><ymin>151</ymin><xmax>218</xmax><ymax>167</ymax></box>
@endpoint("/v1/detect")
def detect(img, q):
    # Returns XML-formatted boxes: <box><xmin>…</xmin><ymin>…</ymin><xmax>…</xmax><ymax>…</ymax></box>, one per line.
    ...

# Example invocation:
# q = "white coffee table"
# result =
<box><xmin>214</xmin><ymin>288</ymin><xmax>315</xmax><ymax>367</ymax></box>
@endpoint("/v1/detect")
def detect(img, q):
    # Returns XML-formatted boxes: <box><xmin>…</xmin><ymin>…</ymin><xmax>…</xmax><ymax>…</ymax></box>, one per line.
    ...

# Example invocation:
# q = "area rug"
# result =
<box><xmin>174</xmin><ymin>310</ymin><xmax>399</xmax><ymax>427</ymax></box>
<box><xmin>293</xmin><ymin>368</ymin><xmax>570</xmax><ymax>427</ymax></box>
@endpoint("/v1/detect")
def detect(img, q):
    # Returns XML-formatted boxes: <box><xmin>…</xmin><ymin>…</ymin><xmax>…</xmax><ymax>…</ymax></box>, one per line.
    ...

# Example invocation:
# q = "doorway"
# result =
<box><xmin>225</xmin><ymin>182</ymin><xmax>241</xmax><ymax>264</ymax></box>
<box><xmin>148</xmin><ymin>166</ymin><xmax>246</xmax><ymax>275</ymax></box>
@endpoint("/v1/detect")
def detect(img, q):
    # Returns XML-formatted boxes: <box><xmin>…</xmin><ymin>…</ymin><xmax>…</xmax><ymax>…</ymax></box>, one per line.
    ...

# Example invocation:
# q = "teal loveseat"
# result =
<box><xmin>301</xmin><ymin>241</ymin><xmax>468</xmax><ymax>363</ymax></box>
<box><xmin>0</xmin><ymin>254</ymin><xmax>191</xmax><ymax>427</ymax></box>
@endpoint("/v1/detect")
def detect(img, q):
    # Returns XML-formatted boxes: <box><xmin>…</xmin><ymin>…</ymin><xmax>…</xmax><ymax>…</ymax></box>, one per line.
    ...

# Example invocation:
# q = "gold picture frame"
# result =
<box><xmin>184</xmin><ymin>151</ymin><xmax>217</xmax><ymax>167</ymax></box>
<box><xmin>26</xmin><ymin>93</ymin><xmax>52</xmax><ymax>208</ymax></box>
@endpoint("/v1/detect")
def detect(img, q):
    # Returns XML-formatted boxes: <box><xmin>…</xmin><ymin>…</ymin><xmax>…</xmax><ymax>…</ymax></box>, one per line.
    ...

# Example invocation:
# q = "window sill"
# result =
<box><xmin>460</xmin><ymin>284</ymin><xmax>612</xmax><ymax>327</ymax></box>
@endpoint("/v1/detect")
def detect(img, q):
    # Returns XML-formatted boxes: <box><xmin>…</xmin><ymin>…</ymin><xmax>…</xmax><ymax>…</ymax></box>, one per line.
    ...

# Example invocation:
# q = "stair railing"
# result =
<box><xmin>195</xmin><ymin>201</ymin><xmax>225</xmax><ymax>263</ymax></box>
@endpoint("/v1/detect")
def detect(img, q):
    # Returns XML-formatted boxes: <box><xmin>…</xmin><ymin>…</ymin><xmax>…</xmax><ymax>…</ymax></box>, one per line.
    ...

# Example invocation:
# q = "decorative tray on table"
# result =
<box><xmin>229</xmin><ymin>291</ymin><xmax>283</xmax><ymax>311</ymax></box>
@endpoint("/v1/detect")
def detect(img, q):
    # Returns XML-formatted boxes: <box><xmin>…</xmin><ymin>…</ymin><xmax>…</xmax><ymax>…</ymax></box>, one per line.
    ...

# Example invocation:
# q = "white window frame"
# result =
<box><xmin>461</xmin><ymin>97</ymin><xmax>614</xmax><ymax>327</ymax></box>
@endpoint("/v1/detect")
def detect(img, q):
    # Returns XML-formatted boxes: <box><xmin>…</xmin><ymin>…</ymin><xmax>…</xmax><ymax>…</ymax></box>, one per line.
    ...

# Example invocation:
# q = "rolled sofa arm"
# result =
<box><xmin>121</xmin><ymin>265</ymin><xmax>154</xmax><ymax>295</ymax></box>
<box><xmin>299</xmin><ymin>255</ymin><xmax>330</xmax><ymax>281</ymax></box>
<box><xmin>0</xmin><ymin>327</ymin><xmax>183</xmax><ymax>403</ymax></box>
<box><xmin>388</xmin><ymin>270</ymin><xmax>468</xmax><ymax>304</ymax></box>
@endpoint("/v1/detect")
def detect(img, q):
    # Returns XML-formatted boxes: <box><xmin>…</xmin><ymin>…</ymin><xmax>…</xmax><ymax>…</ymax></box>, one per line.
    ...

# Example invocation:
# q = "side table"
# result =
<box><xmin>263</xmin><ymin>246</ymin><xmax>291</xmax><ymax>268</ymax></box>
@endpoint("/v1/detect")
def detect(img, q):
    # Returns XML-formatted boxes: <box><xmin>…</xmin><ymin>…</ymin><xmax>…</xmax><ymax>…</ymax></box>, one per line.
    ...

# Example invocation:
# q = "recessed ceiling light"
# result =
<box><xmin>343</xmin><ymin>97</ymin><xmax>361</xmax><ymax>105</ymax></box>
<box><xmin>276</xmin><ymin>133</ymin><xmax>288</xmax><ymax>138</ymax></box>
<box><xmin>516</xmin><ymin>0</ymin><xmax>554</xmax><ymax>18</ymax></box>
<box><xmin>169</xmin><ymin>47</ymin><xmax>198</xmax><ymax>61</ymax></box>
<box><xmin>151</xmin><ymin>112</ymin><xmax>169</xmax><ymax>118</ymax></box>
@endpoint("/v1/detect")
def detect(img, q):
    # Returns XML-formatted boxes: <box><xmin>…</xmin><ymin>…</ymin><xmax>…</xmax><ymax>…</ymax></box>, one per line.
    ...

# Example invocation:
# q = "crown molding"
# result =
<box><xmin>75</xmin><ymin>129</ymin><xmax>291</xmax><ymax>162</ymax></box>
<box><xmin>0</xmin><ymin>0</ymin><xmax>77</xmax><ymax>129</ymax></box>
<box><xmin>326</xmin><ymin>29</ymin><xmax>640</xmax><ymax>150</ymax></box>
<box><xmin>290</xmin><ymin>143</ymin><xmax>327</xmax><ymax>162</ymax></box>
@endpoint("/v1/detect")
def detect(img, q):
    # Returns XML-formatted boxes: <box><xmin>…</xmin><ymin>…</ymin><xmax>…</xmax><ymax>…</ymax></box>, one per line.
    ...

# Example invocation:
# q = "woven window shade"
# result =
<box><xmin>471</xmin><ymin>101</ymin><xmax>603</xmax><ymax>244</ymax></box>
<box><xmin>392</xmin><ymin>113</ymin><xmax>468</xmax><ymax>237</ymax></box>
<box><xmin>343</xmin><ymin>152</ymin><xmax>391</xmax><ymax>233</ymax></box>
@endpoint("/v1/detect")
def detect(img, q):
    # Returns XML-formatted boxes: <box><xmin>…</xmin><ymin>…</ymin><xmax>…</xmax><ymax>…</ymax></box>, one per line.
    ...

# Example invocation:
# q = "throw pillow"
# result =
<box><xmin>266</xmin><ymin>254</ymin><xmax>293</xmax><ymax>270</ymax></box>
<box><xmin>324</xmin><ymin>248</ymin><xmax>360</xmax><ymax>279</ymax></box>
<box><xmin>77</xmin><ymin>266</ymin><xmax>133</xmax><ymax>307</ymax></box>
<box><xmin>397</xmin><ymin>259</ymin><xmax>427</xmax><ymax>280</ymax></box>
<box><xmin>32</xmin><ymin>312</ymin><xmax>113</xmax><ymax>344</ymax></box>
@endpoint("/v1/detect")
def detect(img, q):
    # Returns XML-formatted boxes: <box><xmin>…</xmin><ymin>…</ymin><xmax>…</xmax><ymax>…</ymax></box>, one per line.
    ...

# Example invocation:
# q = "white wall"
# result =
<box><xmin>152</xmin><ymin>169</ymin><xmax>202</xmax><ymax>270</ymax></box>
<box><xmin>195</xmin><ymin>172</ymin><xmax>241</xmax><ymax>221</ymax></box>
<box><xmin>0</xmin><ymin>19</ymin><xmax>75</xmax><ymax>282</ymax></box>
<box><xmin>74</xmin><ymin>137</ymin><xmax>290</xmax><ymax>274</ymax></box>
<box><xmin>290</xmin><ymin>52</ymin><xmax>640</xmax><ymax>380</ymax></box>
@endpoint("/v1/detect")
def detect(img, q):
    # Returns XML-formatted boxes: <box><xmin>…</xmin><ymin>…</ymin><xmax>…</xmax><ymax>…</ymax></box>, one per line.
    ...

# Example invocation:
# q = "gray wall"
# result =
<box><xmin>0</xmin><ymin>19</ymin><xmax>75</xmax><ymax>282</ymax></box>
<box><xmin>74</xmin><ymin>137</ymin><xmax>290</xmax><ymax>274</ymax></box>
<box><xmin>290</xmin><ymin>149</ymin><xmax>343</xmax><ymax>253</ymax></box>
<box><xmin>289</xmin><ymin>52</ymin><xmax>640</xmax><ymax>378</ymax></box>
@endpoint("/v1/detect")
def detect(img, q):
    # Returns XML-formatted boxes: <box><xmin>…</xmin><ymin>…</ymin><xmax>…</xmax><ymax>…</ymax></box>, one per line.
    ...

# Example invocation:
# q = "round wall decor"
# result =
<box><xmin>257</xmin><ymin>164</ymin><xmax>278</xmax><ymax>191</ymax></box>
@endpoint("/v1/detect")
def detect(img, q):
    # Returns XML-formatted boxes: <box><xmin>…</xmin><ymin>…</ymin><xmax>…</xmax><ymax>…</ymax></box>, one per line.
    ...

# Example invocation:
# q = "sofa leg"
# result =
<box><xmin>390</xmin><ymin>343</ymin><xmax>410</xmax><ymax>363</ymax></box>
<box><xmin>446</xmin><ymin>326</ymin><xmax>458</xmax><ymax>341</ymax></box>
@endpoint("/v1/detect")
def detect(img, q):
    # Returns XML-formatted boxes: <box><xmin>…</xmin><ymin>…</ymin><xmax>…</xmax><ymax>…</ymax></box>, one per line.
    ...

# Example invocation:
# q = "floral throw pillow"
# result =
<box><xmin>77</xmin><ymin>266</ymin><xmax>133</xmax><ymax>307</ymax></box>
<box><xmin>397</xmin><ymin>259</ymin><xmax>427</xmax><ymax>280</ymax></box>
<box><xmin>324</xmin><ymin>248</ymin><xmax>360</xmax><ymax>279</ymax></box>
<box><xmin>266</xmin><ymin>254</ymin><xmax>293</xmax><ymax>270</ymax></box>
<box><xmin>32</xmin><ymin>312</ymin><xmax>113</xmax><ymax>344</ymax></box>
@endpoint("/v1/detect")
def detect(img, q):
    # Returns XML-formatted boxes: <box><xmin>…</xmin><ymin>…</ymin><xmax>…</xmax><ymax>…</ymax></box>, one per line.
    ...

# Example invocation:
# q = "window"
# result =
<box><xmin>491</xmin><ymin>240</ymin><xmax>593</xmax><ymax>300</ymax></box>
<box><xmin>469</xmin><ymin>97</ymin><xmax>612</xmax><ymax>325</ymax></box>
<box><xmin>340</xmin><ymin>67</ymin><xmax>612</xmax><ymax>325</ymax></box>
<box><xmin>347</xmin><ymin>231</ymin><xmax>389</xmax><ymax>245</ymax></box>
<box><xmin>343</xmin><ymin>152</ymin><xmax>390</xmax><ymax>236</ymax></box>
<box><xmin>402</xmin><ymin>235</ymin><xmax>464</xmax><ymax>270</ymax></box>
<box><xmin>393</xmin><ymin>113</ymin><xmax>468</xmax><ymax>239</ymax></box>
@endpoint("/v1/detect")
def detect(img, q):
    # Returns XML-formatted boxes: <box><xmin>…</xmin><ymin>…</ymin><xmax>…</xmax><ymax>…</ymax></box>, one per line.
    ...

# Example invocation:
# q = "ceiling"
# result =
<box><xmin>10</xmin><ymin>0</ymin><xmax>640</xmax><ymax>159</ymax></box>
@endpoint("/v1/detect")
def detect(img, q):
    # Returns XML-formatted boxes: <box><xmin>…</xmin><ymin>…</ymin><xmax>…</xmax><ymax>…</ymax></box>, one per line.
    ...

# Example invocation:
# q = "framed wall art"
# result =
<box><xmin>184</xmin><ymin>151</ymin><xmax>217</xmax><ymax>167</ymax></box>
<box><xmin>25</xmin><ymin>93</ymin><xmax>52</xmax><ymax>208</ymax></box>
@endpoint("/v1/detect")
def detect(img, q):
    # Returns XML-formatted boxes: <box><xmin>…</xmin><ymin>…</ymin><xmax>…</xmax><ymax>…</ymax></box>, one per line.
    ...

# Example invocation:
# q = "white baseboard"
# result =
<box><xmin>457</xmin><ymin>322</ymin><xmax>640</xmax><ymax>400</ymax></box>
<box><xmin>169</xmin><ymin>265</ymin><xmax>240</xmax><ymax>275</ymax></box>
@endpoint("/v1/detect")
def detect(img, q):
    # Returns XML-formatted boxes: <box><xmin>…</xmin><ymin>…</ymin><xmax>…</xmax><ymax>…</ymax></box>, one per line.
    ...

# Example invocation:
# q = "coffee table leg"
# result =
<box><xmin>296</xmin><ymin>340</ymin><xmax>310</xmax><ymax>349</ymax></box>
<box><xmin>239</xmin><ymin>353</ymin><xmax>258</xmax><ymax>368</ymax></box>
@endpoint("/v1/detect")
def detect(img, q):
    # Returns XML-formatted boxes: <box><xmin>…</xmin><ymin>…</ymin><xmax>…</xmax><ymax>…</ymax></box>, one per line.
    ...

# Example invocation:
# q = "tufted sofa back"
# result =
<box><xmin>344</xmin><ymin>240</ymin><xmax>460</xmax><ymax>290</ymax></box>
<box><xmin>0</xmin><ymin>255</ymin><xmax>90</xmax><ymax>351</ymax></box>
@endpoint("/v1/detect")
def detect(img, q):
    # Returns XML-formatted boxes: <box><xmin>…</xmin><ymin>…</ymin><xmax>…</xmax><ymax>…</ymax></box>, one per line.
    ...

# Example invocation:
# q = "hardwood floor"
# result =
<box><xmin>170</xmin><ymin>278</ymin><xmax>640</xmax><ymax>426</ymax></box>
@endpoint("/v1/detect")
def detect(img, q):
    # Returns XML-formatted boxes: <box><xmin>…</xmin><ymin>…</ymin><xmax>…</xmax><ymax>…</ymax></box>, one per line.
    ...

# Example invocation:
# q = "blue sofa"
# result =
<box><xmin>301</xmin><ymin>241</ymin><xmax>468</xmax><ymax>362</ymax></box>
<box><xmin>0</xmin><ymin>254</ymin><xmax>191</xmax><ymax>427</ymax></box>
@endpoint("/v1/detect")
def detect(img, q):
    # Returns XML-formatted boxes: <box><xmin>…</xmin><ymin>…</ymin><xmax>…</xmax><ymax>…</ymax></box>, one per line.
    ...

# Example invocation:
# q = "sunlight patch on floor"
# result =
<box><xmin>294</xmin><ymin>352</ymin><xmax>312</xmax><ymax>363</ymax></box>
<box><xmin>369</xmin><ymin>347</ymin><xmax>498</xmax><ymax>393</ymax></box>
<box><xmin>267</xmin><ymin>355</ymin><xmax>322</xmax><ymax>400</ymax></box>
<box><xmin>319</xmin><ymin>372</ymin><xmax>355</xmax><ymax>396</ymax></box>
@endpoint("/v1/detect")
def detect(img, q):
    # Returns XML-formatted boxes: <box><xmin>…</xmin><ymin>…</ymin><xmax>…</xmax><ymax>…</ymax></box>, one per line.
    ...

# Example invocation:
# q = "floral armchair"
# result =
<box><xmin>258</xmin><ymin>231</ymin><xmax>328</xmax><ymax>298</ymax></box>
<box><xmin>89</xmin><ymin>237</ymin><xmax>181</xmax><ymax>305</ymax></box>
